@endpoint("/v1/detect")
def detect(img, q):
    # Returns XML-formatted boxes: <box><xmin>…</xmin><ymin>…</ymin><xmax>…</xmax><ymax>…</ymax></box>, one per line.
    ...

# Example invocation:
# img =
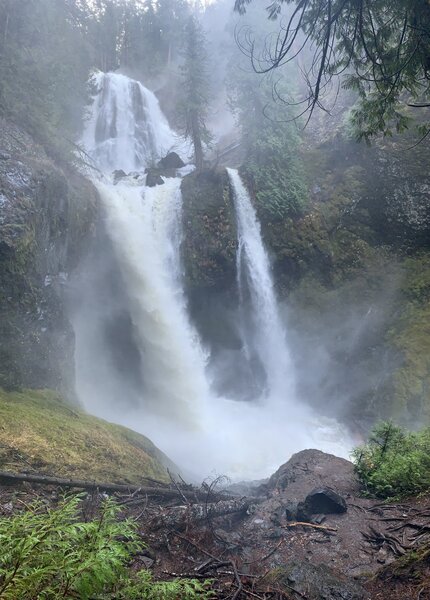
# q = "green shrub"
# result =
<box><xmin>0</xmin><ymin>495</ymin><xmax>212</xmax><ymax>599</ymax></box>
<box><xmin>352</xmin><ymin>422</ymin><xmax>430</xmax><ymax>499</ymax></box>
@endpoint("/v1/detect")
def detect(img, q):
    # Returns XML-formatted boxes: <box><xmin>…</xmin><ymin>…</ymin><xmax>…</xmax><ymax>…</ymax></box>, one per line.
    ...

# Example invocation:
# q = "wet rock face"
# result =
<box><xmin>146</xmin><ymin>171</ymin><xmax>164</xmax><ymax>187</ymax></box>
<box><xmin>270</xmin><ymin>561</ymin><xmax>369</xmax><ymax>600</ymax></box>
<box><xmin>112</xmin><ymin>169</ymin><xmax>127</xmax><ymax>183</ymax></box>
<box><xmin>181</xmin><ymin>168</ymin><xmax>237</xmax><ymax>294</ymax></box>
<box><xmin>263</xmin><ymin>449</ymin><xmax>360</xmax><ymax>498</ymax></box>
<box><xmin>0</xmin><ymin>118</ymin><xmax>97</xmax><ymax>396</ymax></box>
<box><xmin>297</xmin><ymin>487</ymin><xmax>347</xmax><ymax>521</ymax></box>
<box><xmin>158</xmin><ymin>151</ymin><xmax>185</xmax><ymax>170</ymax></box>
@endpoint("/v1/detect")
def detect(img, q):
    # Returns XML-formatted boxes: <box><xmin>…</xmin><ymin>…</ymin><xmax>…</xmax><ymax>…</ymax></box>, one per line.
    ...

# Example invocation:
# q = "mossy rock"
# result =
<box><xmin>0</xmin><ymin>388</ymin><xmax>171</xmax><ymax>484</ymax></box>
<box><xmin>0</xmin><ymin>119</ymin><xmax>98</xmax><ymax>396</ymax></box>
<box><xmin>181</xmin><ymin>168</ymin><xmax>237</xmax><ymax>292</ymax></box>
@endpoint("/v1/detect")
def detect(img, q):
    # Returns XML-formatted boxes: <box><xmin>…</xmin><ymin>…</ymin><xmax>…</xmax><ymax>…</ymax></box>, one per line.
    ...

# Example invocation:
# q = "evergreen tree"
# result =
<box><xmin>235</xmin><ymin>0</ymin><xmax>430</xmax><ymax>141</ymax></box>
<box><xmin>0</xmin><ymin>0</ymin><xmax>93</xmax><ymax>154</ymax></box>
<box><xmin>178</xmin><ymin>16</ymin><xmax>212</xmax><ymax>171</ymax></box>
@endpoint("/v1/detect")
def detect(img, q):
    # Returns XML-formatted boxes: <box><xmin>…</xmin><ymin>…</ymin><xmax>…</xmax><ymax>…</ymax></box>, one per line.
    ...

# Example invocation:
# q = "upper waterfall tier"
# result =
<box><xmin>82</xmin><ymin>72</ymin><xmax>179</xmax><ymax>173</ymax></box>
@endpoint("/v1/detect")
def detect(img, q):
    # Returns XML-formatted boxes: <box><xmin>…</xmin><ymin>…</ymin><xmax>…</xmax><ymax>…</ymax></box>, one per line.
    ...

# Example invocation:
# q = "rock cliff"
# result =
<box><xmin>0</xmin><ymin>119</ymin><xmax>97</xmax><ymax>397</ymax></box>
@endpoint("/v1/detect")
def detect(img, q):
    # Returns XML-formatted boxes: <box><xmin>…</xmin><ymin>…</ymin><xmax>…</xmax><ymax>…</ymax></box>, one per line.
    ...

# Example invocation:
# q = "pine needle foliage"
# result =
<box><xmin>177</xmin><ymin>16</ymin><xmax>212</xmax><ymax>171</ymax></box>
<box><xmin>0</xmin><ymin>495</ymin><xmax>213</xmax><ymax>599</ymax></box>
<box><xmin>352</xmin><ymin>422</ymin><xmax>430</xmax><ymax>499</ymax></box>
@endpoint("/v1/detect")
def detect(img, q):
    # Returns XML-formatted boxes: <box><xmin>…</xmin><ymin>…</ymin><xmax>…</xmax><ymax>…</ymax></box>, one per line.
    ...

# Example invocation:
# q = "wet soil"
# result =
<box><xmin>1</xmin><ymin>449</ymin><xmax>429</xmax><ymax>599</ymax></box>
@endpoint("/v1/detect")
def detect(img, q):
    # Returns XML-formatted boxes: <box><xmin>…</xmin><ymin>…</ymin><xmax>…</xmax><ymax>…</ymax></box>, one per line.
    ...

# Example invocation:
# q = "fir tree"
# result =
<box><xmin>178</xmin><ymin>16</ymin><xmax>212</xmax><ymax>171</ymax></box>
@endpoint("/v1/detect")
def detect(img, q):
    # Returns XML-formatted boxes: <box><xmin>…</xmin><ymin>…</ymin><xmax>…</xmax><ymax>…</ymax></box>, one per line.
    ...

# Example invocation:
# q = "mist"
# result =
<box><xmin>1</xmin><ymin>0</ymin><xmax>425</xmax><ymax>484</ymax></box>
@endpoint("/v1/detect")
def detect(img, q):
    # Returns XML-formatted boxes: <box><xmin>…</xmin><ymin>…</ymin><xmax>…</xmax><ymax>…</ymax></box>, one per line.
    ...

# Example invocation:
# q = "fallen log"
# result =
<box><xmin>148</xmin><ymin>498</ymin><xmax>252</xmax><ymax>530</ymax></box>
<box><xmin>0</xmin><ymin>470</ymin><xmax>233</xmax><ymax>502</ymax></box>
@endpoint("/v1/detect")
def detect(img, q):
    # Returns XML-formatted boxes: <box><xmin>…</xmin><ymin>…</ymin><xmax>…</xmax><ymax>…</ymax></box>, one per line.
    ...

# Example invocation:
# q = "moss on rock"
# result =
<box><xmin>181</xmin><ymin>168</ymin><xmax>237</xmax><ymax>293</ymax></box>
<box><xmin>0</xmin><ymin>388</ymin><xmax>170</xmax><ymax>483</ymax></box>
<box><xmin>0</xmin><ymin>118</ymin><xmax>97</xmax><ymax>396</ymax></box>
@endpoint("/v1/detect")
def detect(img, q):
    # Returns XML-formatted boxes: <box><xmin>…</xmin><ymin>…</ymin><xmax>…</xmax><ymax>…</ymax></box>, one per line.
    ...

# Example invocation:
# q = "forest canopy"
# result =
<box><xmin>234</xmin><ymin>0</ymin><xmax>430</xmax><ymax>141</ymax></box>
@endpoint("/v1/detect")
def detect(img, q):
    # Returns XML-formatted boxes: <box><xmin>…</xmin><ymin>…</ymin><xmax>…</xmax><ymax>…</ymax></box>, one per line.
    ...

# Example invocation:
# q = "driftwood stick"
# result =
<box><xmin>230</xmin><ymin>560</ymin><xmax>243</xmax><ymax>600</ymax></box>
<box><xmin>168</xmin><ymin>468</ymin><xmax>190</xmax><ymax>505</ymax></box>
<box><xmin>0</xmin><ymin>470</ymin><xmax>232</xmax><ymax>502</ymax></box>
<box><xmin>283</xmin><ymin>521</ymin><xmax>338</xmax><ymax>532</ymax></box>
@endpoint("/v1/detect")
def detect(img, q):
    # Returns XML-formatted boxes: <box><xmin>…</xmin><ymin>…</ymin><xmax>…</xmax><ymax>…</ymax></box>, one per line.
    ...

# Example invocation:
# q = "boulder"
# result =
<box><xmin>158</xmin><ymin>151</ymin><xmax>185</xmax><ymax>169</ymax></box>
<box><xmin>262</xmin><ymin>449</ymin><xmax>360</xmax><ymax>498</ymax></box>
<box><xmin>297</xmin><ymin>487</ymin><xmax>347</xmax><ymax>521</ymax></box>
<box><xmin>146</xmin><ymin>171</ymin><xmax>164</xmax><ymax>187</ymax></box>
<box><xmin>113</xmin><ymin>169</ymin><xmax>127</xmax><ymax>184</ymax></box>
<box><xmin>266</xmin><ymin>561</ymin><xmax>369</xmax><ymax>600</ymax></box>
<box><xmin>285</xmin><ymin>501</ymin><xmax>299</xmax><ymax>522</ymax></box>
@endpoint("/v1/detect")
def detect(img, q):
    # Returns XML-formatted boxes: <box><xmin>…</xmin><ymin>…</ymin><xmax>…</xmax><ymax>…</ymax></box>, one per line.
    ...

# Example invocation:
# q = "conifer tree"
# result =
<box><xmin>178</xmin><ymin>16</ymin><xmax>212</xmax><ymax>171</ymax></box>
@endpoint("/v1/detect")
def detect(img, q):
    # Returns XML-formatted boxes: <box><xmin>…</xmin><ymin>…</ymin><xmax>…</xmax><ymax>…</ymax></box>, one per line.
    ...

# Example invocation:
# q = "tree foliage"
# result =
<box><xmin>228</xmin><ymin>52</ymin><xmax>306</xmax><ymax>219</ymax></box>
<box><xmin>0</xmin><ymin>0</ymin><xmax>191</xmax><ymax>153</ymax></box>
<box><xmin>234</xmin><ymin>0</ymin><xmax>430</xmax><ymax>141</ymax></box>
<box><xmin>0</xmin><ymin>0</ymin><xmax>94</xmax><ymax>152</ymax></box>
<box><xmin>0</xmin><ymin>494</ymin><xmax>213</xmax><ymax>599</ymax></box>
<box><xmin>352</xmin><ymin>422</ymin><xmax>430</xmax><ymax>499</ymax></box>
<box><xmin>177</xmin><ymin>16</ymin><xmax>212</xmax><ymax>171</ymax></box>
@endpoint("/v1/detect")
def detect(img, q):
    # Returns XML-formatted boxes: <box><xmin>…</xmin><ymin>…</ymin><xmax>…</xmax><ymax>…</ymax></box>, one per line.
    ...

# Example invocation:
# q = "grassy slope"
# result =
<box><xmin>0</xmin><ymin>388</ymin><xmax>170</xmax><ymax>483</ymax></box>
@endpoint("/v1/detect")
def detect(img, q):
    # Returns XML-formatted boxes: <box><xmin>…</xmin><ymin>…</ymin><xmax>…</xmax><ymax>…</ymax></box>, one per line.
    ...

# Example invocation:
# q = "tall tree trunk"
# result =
<box><xmin>191</xmin><ymin>111</ymin><xmax>203</xmax><ymax>171</ymax></box>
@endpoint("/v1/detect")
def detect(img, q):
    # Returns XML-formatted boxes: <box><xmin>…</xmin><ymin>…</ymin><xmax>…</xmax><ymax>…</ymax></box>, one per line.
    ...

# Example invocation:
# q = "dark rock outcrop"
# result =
<box><xmin>263</xmin><ymin>449</ymin><xmax>360</xmax><ymax>498</ymax></box>
<box><xmin>297</xmin><ymin>487</ymin><xmax>347</xmax><ymax>521</ymax></box>
<box><xmin>181</xmin><ymin>168</ymin><xmax>237</xmax><ymax>293</ymax></box>
<box><xmin>267</xmin><ymin>561</ymin><xmax>369</xmax><ymax>600</ymax></box>
<box><xmin>113</xmin><ymin>169</ymin><xmax>127</xmax><ymax>184</ymax></box>
<box><xmin>0</xmin><ymin>118</ymin><xmax>97</xmax><ymax>397</ymax></box>
<box><xmin>146</xmin><ymin>171</ymin><xmax>164</xmax><ymax>187</ymax></box>
<box><xmin>158</xmin><ymin>151</ymin><xmax>185</xmax><ymax>170</ymax></box>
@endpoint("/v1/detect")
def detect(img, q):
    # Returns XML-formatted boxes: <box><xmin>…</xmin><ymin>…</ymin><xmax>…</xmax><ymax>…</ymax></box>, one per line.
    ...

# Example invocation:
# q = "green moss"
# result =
<box><xmin>181</xmin><ymin>168</ymin><xmax>237</xmax><ymax>291</ymax></box>
<box><xmin>388</xmin><ymin>255</ymin><xmax>430</xmax><ymax>420</ymax></box>
<box><xmin>0</xmin><ymin>388</ymin><xmax>170</xmax><ymax>483</ymax></box>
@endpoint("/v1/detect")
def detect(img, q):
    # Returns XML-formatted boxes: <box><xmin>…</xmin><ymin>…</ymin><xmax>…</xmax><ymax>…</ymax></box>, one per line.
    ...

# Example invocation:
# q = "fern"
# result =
<box><xmin>0</xmin><ymin>495</ymin><xmax>213</xmax><ymax>599</ymax></box>
<box><xmin>352</xmin><ymin>422</ymin><xmax>430</xmax><ymax>499</ymax></box>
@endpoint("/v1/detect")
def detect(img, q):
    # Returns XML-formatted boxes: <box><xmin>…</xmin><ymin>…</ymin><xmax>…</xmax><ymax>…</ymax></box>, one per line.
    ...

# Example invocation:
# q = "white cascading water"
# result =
<box><xmin>76</xmin><ymin>71</ymin><xmax>350</xmax><ymax>480</ymax></box>
<box><xmin>95</xmin><ymin>178</ymin><xmax>209</xmax><ymax>425</ymax></box>
<box><xmin>228</xmin><ymin>168</ymin><xmax>295</xmax><ymax>400</ymax></box>
<box><xmin>82</xmin><ymin>71</ymin><xmax>179</xmax><ymax>172</ymax></box>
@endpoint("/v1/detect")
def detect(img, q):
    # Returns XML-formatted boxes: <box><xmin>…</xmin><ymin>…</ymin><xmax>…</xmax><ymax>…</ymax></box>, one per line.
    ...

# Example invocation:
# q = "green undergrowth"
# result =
<box><xmin>0</xmin><ymin>388</ymin><xmax>170</xmax><ymax>483</ymax></box>
<box><xmin>352</xmin><ymin>422</ymin><xmax>430</xmax><ymax>499</ymax></box>
<box><xmin>388</xmin><ymin>255</ymin><xmax>430</xmax><ymax>420</ymax></box>
<box><xmin>0</xmin><ymin>494</ymin><xmax>212</xmax><ymax>599</ymax></box>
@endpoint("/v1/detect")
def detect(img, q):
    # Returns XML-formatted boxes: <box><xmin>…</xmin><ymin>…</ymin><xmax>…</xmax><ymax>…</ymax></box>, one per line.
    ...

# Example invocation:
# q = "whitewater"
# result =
<box><xmin>76</xmin><ymin>71</ymin><xmax>351</xmax><ymax>480</ymax></box>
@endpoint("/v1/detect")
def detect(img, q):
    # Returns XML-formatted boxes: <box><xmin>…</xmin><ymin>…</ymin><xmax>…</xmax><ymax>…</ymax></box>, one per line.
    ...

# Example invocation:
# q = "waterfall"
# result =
<box><xmin>96</xmin><ymin>178</ymin><xmax>209</xmax><ymax>425</ymax></box>
<box><xmin>227</xmin><ymin>168</ymin><xmax>294</xmax><ymax>401</ymax></box>
<box><xmin>76</xmin><ymin>71</ymin><xmax>209</xmax><ymax>430</ymax></box>
<box><xmin>74</xmin><ymin>71</ymin><xmax>351</xmax><ymax>479</ymax></box>
<box><xmin>82</xmin><ymin>71</ymin><xmax>179</xmax><ymax>173</ymax></box>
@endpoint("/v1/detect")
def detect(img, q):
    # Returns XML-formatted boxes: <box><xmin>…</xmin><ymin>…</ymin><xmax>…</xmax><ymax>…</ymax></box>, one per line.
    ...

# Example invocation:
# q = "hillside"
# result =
<box><xmin>0</xmin><ymin>388</ymin><xmax>171</xmax><ymax>483</ymax></box>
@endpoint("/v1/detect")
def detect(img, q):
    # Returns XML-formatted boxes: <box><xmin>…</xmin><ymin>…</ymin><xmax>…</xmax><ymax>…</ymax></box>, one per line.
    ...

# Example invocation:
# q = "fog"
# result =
<box><xmin>63</xmin><ymin>0</ymin><xmax>415</xmax><ymax>481</ymax></box>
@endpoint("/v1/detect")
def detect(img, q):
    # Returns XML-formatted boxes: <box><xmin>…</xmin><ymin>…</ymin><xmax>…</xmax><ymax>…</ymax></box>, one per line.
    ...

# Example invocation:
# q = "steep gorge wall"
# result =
<box><xmin>0</xmin><ymin>119</ymin><xmax>98</xmax><ymax>397</ymax></box>
<box><xmin>180</xmin><ymin>133</ymin><xmax>430</xmax><ymax>428</ymax></box>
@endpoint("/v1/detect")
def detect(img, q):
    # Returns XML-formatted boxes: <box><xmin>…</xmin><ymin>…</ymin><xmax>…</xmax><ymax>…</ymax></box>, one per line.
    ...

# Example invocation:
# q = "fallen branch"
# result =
<box><xmin>283</xmin><ymin>521</ymin><xmax>337</xmax><ymax>533</ymax></box>
<box><xmin>230</xmin><ymin>560</ymin><xmax>243</xmax><ymax>600</ymax></box>
<box><xmin>168</xmin><ymin>469</ymin><xmax>190</xmax><ymax>505</ymax></box>
<box><xmin>0</xmin><ymin>470</ymin><xmax>232</xmax><ymax>502</ymax></box>
<box><xmin>150</xmin><ymin>499</ymin><xmax>251</xmax><ymax>531</ymax></box>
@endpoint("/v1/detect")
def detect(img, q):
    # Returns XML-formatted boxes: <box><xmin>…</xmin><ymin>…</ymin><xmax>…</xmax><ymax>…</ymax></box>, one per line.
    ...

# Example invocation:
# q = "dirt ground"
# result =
<box><xmin>1</xmin><ymin>449</ymin><xmax>429</xmax><ymax>599</ymax></box>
